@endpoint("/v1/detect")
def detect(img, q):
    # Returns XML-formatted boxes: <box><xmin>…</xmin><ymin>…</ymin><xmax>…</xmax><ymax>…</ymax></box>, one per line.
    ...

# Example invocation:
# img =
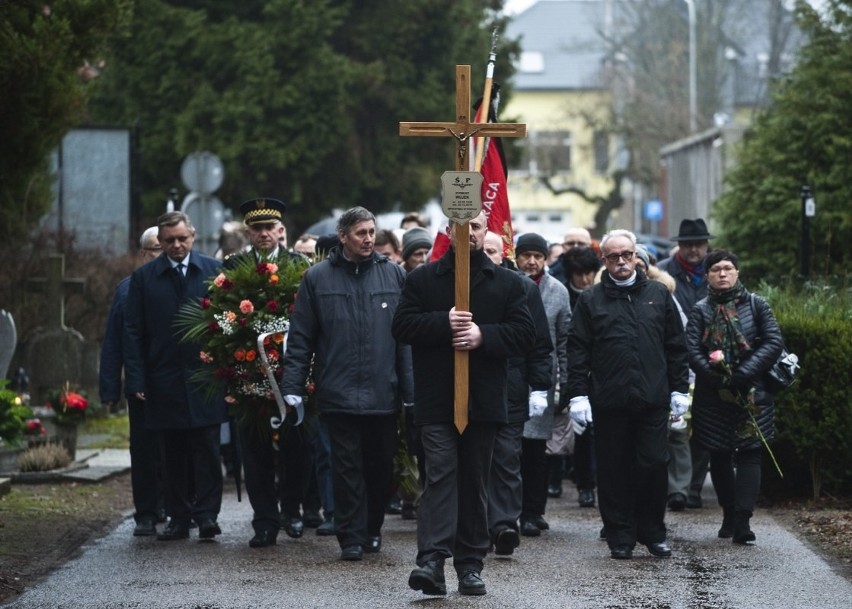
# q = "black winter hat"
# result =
<box><xmin>515</xmin><ymin>232</ymin><xmax>548</xmax><ymax>257</ymax></box>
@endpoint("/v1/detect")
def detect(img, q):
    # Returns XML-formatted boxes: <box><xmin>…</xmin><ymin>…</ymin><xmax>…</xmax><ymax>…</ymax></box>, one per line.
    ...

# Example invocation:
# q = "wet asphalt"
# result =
<box><xmin>3</xmin><ymin>477</ymin><xmax>850</xmax><ymax>609</ymax></box>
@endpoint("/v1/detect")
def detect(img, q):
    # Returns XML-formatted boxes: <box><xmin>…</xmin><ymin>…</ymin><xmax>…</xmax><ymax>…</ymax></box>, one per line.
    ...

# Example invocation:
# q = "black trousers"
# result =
<box><xmin>127</xmin><ymin>395</ymin><xmax>163</xmax><ymax>523</ymax></box>
<box><xmin>573</xmin><ymin>425</ymin><xmax>597</xmax><ymax>491</ymax></box>
<box><xmin>160</xmin><ymin>424</ymin><xmax>222</xmax><ymax>525</ymax></box>
<box><xmin>324</xmin><ymin>412</ymin><xmax>398</xmax><ymax>548</ymax></box>
<box><xmin>709</xmin><ymin>447</ymin><xmax>762</xmax><ymax>515</ymax></box>
<box><xmin>417</xmin><ymin>421</ymin><xmax>497</xmax><ymax>574</ymax></box>
<box><xmin>594</xmin><ymin>407</ymin><xmax>668</xmax><ymax>549</ymax></box>
<box><xmin>488</xmin><ymin>421</ymin><xmax>523</xmax><ymax>534</ymax></box>
<box><xmin>521</xmin><ymin>437</ymin><xmax>549</xmax><ymax>517</ymax></box>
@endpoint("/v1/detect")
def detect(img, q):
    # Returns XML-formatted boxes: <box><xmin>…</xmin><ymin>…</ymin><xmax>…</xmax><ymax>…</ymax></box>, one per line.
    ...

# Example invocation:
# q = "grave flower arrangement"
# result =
<box><xmin>0</xmin><ymin>379</ymin><xmax>33</xmax><ymax>447</ymax></box>
<box><xmin>44</xmin><ymin>382</ymin><xmax>89</xmax><ymax>426</ymax></box>
<box><xmin>176</xmin><ymin>252</ymin><xmax>310</xmax><ymax>429</ymax></box>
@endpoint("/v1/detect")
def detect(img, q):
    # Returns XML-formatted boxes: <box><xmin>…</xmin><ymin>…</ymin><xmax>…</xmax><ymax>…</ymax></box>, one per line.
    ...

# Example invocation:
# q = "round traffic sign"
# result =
<box><xmin>180</xmin><ymin>151</ymin><xmax>224</xmax><ymax>194</ymax></box>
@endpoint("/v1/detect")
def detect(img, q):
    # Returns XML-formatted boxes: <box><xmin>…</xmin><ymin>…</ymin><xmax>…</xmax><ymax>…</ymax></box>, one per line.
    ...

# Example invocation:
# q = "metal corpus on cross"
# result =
<box><xmin>400</xmin><ymin>65</ymin><xmax>526</xmax><ymax>433</ymax></box>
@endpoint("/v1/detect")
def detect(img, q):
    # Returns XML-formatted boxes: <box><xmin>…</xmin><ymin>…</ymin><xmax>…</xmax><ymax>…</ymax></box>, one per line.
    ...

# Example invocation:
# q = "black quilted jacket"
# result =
<box><xmin>687</xmin><ymin>292</ymin><xmax>784</xmax><ymax>451</ymax></box>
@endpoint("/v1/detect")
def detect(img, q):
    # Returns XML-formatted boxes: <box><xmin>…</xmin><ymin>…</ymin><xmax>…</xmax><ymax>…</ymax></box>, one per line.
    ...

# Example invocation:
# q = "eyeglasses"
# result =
<box><xmin>563</xmin><ymin>241</ymin><xmax>589</xmax><ymax>248</ymax></box>
<box><xmin>603</xmin><ymin>251</ymin><xmax>634</xmax><ymax>263</ymax></box>
<box><xmin>708</xmin><ymin>265</ymin><xmax>737</xmax><ymax>274</ymax></box>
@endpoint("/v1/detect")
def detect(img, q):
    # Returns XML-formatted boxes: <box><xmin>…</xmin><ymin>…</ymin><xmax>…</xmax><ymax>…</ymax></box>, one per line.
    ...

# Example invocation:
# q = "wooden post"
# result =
<box><xmin>400</xmin><ymin>65</ymin><xmax>525</xmax><ymax>433</ymax></box>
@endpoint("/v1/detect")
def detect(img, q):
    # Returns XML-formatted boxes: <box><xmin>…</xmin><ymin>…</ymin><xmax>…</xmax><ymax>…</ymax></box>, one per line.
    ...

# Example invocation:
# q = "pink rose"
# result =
<box><xmin>213</xmin><ymin>273</ymin><xmax>227</xmax><ymax>287</ymax></box>
<box><xmin>239</xmin><ymin>299</ymin><xmax>254</xmax><ymax>314</ymax></box>
<box><xmin>709</xmin><ymin>350</ymin><xmax>725</xmax><ymax>365</ymax></box>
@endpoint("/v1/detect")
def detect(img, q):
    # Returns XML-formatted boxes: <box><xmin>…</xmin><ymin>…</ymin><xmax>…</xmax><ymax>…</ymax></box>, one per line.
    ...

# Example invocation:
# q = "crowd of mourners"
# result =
<box><xmin>100</xmin><ymin>201</ymin><xmax>784</xmax><ymax>597</ymax></box>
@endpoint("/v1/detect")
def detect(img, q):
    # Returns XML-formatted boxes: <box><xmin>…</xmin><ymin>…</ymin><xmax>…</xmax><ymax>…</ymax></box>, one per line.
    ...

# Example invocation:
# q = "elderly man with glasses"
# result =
<box><xmin>564</xmin><ymin>229</ymin><xmax>689</xmax><ymax>560</ymax></box>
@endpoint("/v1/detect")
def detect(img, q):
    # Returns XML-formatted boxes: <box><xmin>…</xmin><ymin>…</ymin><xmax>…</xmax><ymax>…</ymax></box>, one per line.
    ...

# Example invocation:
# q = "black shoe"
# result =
<box><xmin>386</xmin><ymin>497</ymin><xmax>403</xmax><ymax>515</ymax></box>
<box><xmin>733</xmin><ymin>512</ymin><xmax>756</xmax><ymax>544</ymax></box>
<box><xmin>520</xmin><ymin>519</ymin><xmax>541</xmax><ymax>537</ymax></box>
<box><xmin>157</xmin><ymin>520</ymin><xmax>190</xmax><ymax>541</ymax></box>
<box><xmin>668</xmin><ymin>494</ymin><xmax>687</xmax><ymax>512</ymax></box>
<box><xmin>718</xmin><ymin>508</ymin><xmax>735</xmax><ymax>538</ymax></box>
<box><xmin>686</xmin><ymin>493</ymin><xmax>703</xmax><ymax>509</ymax></box>
<box><xmin>645</xmin><ymin>542</ymin><xmax>672</xmax><ymax>557</ymax></box>
<box><xmin>316</xmin><ymin>515</ymin><xmax>335</xmax><ymax>536</ymax></box>
<box><xmin>249</xmin><ymin>529</ymin><xmax>278</xmax><ymax>548</ymax></box>
<box><xmin>340</xmin><ymin>544</ymin><xmax>363</xmax><ymax>561</ymax></box>
<box><xmin>547</xmin><ymin>484</ymin><xmax>562</xmax><ymax>498</ymax></box>
<box><xmin>578</xmin><ymin>489</ymin><xmax>596</xmax><ymax>508</ymax></box>
<box><xmin>530</xmin><ymin>515</ymin><xmax>549</xmax><ymax>530</ymax></box>
<box><xmin>493</xmin><ymin>528</ymin><xmax>520</xmax><ymax>556</ymax></box>
<box><xmin>133</xmin><ymin>518</ymin><xmax>157</xmax><ymax>537</ymax></box>
<box><xmin>282</xmin><ymin>517</ymin><xmax>304</xmax><ymax>539</ymax></box>
<box><xmin>303</xmin><ymin>510</ymin><xmax>323</xmax><ymax>528</ymax></box>
<box><xmin>457</xmin><ymin>570</ymin><xmax>486</xmax><ymax>596</ymax></box>
<box><xmin>408</xmin><ymin>560</ymin><xmax>446</xmax><ymax>596</ymax></box>
<box><xmin>365</xmin><ymin>535</ymin><xmax>382</xmax><ymax>553</ymax></box>
<box><xmin>198</xmin><ymin>518</ymin><xmax>222</xmax><ymax>540</ymax></box>
<box><xmin>610</xmin><ymin>545</ymin><xmax>633</xmax><ymax>559</ymax></box>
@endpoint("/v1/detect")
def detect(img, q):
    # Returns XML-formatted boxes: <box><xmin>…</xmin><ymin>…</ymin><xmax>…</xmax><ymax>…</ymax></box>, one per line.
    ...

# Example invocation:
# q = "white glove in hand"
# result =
<box><xmin>670</xmin><ymin>391</ymin><xmax>690</xmax><ymax>418</ymax></box>
<box><xmin>284</xmin><ymin>394</ymin><xmax>303</xmax><ymax>409</ymax></box>
<box><xmin>670</xmin><ymin>415</ymin><xmax>688</xmax><ymax>431</ymax></box>
<box><xmin>569</xmin><ymin>396</ymin><xmax>593</xmax><ymax>435</ymax></box>
<box><xmin>528</xmin><ymin>390</ymin><xmax>548</xmax><ymax>418</ymax></box>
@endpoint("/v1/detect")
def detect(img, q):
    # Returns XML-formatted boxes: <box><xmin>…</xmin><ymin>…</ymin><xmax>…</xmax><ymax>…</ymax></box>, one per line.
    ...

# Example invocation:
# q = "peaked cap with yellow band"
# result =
<box><xmin>239</xmin><ymin>197</ymin><xmax>287</xmax><ymax>226</ymax></box>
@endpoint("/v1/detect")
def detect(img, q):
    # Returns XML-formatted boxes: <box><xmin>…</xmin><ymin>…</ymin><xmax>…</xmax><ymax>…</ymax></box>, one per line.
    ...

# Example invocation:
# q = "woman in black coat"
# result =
<box><xmin>686</xmin><ymin>250</ymin><xmax>783</xmax><ymax>545</ymax></box>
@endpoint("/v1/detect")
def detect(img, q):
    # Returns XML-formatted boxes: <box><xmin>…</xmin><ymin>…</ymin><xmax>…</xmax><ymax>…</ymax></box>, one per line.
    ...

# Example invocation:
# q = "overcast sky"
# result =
<box><xmin>503</xmin><ymin>0</ymin><xmax>827</xmax><ymax>17</ymax></box>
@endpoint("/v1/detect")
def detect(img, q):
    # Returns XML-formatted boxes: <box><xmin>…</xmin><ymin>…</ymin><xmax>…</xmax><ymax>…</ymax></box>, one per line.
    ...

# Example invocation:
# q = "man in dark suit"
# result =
<box><xmin>392</xmin><ymin>210</ymin><xmax>535</xmax><ymax>597</ymax></box>
<box><xmin>124</xmin><ymin>211</ymin><xmax>226</xmax><ymax>541</ymax></box>
<box><xmin>99</xmin><ymin>226</ymin><xmax>164</xmax><ymax>537</ymax></box>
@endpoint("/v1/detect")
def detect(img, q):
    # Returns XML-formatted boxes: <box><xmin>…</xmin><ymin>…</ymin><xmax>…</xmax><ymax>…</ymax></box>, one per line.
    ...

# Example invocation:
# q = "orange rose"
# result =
<box><xmin>269</xmin><ymin>274</ymin><xmax>279</xmax><ymax>285</ymax></box>
<box><xmin>234</xmin><ymin>348</ymin><xmax>246</xmax><ymax>362</ymax></box>
<box><xmin>246</xmin><ymin>349</ymin><xmax>257</xmax><ymax>362</ymax></box>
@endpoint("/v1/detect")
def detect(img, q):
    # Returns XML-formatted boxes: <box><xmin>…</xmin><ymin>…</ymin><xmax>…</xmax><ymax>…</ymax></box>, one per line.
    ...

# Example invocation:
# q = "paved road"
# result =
<box><xmin>3</xmin><ymin>472</ymin><xmax>850</xmax><ymax>609</ymax></box>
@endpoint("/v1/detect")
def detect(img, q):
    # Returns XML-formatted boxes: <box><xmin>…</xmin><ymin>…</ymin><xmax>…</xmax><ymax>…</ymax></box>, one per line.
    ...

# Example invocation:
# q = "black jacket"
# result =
<box><xmin>392</xmin><ymin>249</ymin><xmax>535</xmax><ymax>425</ymax></box>
<box><xmin>564</xmin><ymin>270</ymin><xmax>689</xmax><ymax>412</ymax></box>
<box><xmin>687</xmin><ymin>292</ymin><xmax>783</xmax><ymax>451</ymax></box>
<box><xmin>280</xmin><ymin>248</ymin><xmax>412</xmax><ymax>415</ymax></box>
<box><xmin>505</xmin><ymin>274</ymin><xmax>553</xmax><ymax>423</ymax></box>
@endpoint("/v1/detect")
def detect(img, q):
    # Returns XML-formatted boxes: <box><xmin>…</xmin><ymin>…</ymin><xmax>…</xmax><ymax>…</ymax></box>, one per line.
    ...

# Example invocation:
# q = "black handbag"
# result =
<box><xmin>749</xmin><ymin>295</ymin><xmax>800</xmax><ymax>393</ymax></box>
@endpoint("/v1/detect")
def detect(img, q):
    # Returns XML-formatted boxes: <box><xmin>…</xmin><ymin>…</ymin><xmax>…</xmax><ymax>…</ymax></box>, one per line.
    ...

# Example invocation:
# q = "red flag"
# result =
<box><xmin>429</xmin><ymin>100</ymin><xmax>515</xmax><ymax>262</ymax></box>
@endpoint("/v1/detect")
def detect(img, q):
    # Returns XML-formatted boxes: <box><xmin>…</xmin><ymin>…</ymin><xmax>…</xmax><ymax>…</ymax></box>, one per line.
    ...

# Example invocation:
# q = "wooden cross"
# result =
<box><xmin>27</xmin><ymin>253</ymin><xmax>86</xmax><ymax>330</ymax></box>
<box><xmin>400</xmin><ymin>64</ymin><xmax>526</xmax><ymax>433</ymax></box>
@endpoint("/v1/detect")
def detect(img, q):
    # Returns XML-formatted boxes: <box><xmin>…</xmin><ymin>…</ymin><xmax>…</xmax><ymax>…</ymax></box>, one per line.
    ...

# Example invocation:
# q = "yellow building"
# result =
<box><xmin>504</xmin><ymin>0</ymin><xmax>615</xmax><ymax>244</ymax></box>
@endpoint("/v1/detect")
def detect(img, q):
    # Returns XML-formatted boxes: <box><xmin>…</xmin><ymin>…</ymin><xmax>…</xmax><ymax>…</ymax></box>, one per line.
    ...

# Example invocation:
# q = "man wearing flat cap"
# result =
<box><xmin>225</xmin><ymin>197</ymin><xmax>315</xmax><ymax>548</ymax></box>
<box><xmin>657</xmin><ymin>218</ymin><xmax>714</xmax><ymax>512</ymax></box>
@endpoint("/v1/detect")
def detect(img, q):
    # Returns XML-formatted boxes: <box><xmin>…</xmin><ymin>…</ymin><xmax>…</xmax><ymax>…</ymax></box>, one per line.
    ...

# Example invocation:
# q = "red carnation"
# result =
<box><xmin>201</xmin><ymin>297</ymin><xmax>211</xmax><ymax>309</ymax></box>
<box><xmin>266</xmin><ymin>300</ymin><xmax>278</xmax><ymax>312</ymax></box>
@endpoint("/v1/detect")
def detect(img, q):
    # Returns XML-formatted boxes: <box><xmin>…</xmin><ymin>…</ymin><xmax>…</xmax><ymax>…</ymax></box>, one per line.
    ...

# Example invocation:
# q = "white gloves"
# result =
<box><xmin>528</xmin><ymin>390</ymin><xmax>548</xmax><ymax>418</ymax></box>
<box><xmin>670</xmin><ymin>415</ymin><xmax>688</xmax><ymax>431</ymax></box>
<box><xmin>284</xmin><ymin>394</ymin><xmax>303</xmax><ymax>409</ymax></box>
<box><xmin>569</xmin><ymin>396</ymin><xmax>593</xmax><ymax>435</ymax></box>
<box><xmin>670</xmin><ymin>391</ymin><xmax>690</xmax><ymax>418</ymax></box>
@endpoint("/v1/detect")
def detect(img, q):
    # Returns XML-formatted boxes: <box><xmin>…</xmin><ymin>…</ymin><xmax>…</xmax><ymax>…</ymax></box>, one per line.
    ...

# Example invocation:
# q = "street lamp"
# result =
<box><xmin>684</xmin><ymin>0</ymin><xmax>697</xmax><ymax>132</ymax></box>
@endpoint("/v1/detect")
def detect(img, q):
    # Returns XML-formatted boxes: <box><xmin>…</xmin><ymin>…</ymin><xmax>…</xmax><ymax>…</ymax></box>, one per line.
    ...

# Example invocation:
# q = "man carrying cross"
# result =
<box><xmin>392</xmin><ymin>209</ymin><xmax>534</xmax><ymax>596</ymax></box>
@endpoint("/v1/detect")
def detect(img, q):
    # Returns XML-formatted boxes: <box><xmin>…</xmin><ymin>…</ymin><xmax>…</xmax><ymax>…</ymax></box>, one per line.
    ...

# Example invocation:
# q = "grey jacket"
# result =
<box><xmin>524</xmin><ymin>273</ymin><xmax>571</xmax><ymax>440</ymax></box>
<box><xmin>280</xmin><ymin>247</ymin><xmax>412</xmax><ymax>415</ymax></box>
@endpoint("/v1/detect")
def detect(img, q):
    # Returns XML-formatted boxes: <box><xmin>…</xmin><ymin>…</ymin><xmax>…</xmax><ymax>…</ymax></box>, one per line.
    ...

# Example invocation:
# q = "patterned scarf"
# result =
<box><xmin>676</xmin><ymin>252</ymin><xmax>706</xmax><ymax>288</ymax></box>
<box><xmin>701</xmin><ymin>280</ymin><xmax>752</xmax><ymax>365</ymax></box>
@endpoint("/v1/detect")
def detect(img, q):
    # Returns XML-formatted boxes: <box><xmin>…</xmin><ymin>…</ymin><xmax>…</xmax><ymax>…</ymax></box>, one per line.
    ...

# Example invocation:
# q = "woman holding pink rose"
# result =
<box><xmin>685</xmin><ymin>250</ymin><xmax>783</xmax><ymax>545</ymax></box>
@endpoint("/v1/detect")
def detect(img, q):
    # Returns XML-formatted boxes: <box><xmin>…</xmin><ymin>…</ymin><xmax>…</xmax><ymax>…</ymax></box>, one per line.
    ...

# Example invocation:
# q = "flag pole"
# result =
<box><xmin>473</xmin><ymin>29</ymin><xmax>499</xmax><ymax>172</ymax></box>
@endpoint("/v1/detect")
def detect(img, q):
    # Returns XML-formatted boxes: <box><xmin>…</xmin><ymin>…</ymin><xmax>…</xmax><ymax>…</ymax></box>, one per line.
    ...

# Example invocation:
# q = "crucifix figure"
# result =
<box><xmin>400</xmin><ymin>64</ymin><xmax>526</xmax><ymax>433</ymax></box>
